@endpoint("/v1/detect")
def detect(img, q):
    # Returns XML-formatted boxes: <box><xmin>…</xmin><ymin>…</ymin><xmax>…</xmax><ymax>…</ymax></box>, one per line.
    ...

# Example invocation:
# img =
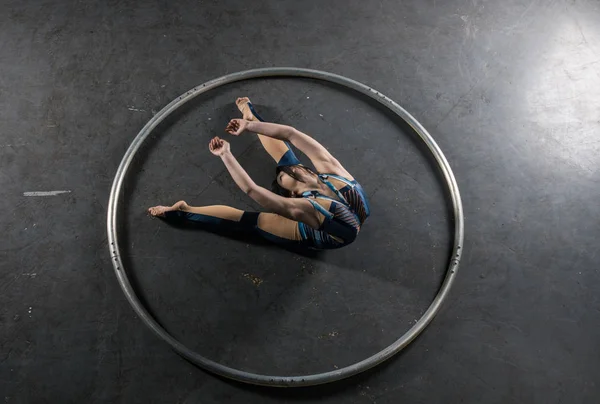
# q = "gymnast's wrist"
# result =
<box><xmin>220</xmin><ymin>149</ymin><xmax>233</xmax><ymax>159</ymax></box>
<box><xmin>246</xmin><ymin>120</ymin><xmax>257</xmax><ymax>133</ymax></box>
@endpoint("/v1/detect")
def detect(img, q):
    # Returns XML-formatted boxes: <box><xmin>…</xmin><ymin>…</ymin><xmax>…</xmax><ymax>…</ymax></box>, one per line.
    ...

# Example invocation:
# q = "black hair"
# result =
<box><xmin>270</xmin><ymin>165</ymin><xmax>316</xmax><ymax>198</ymax></box>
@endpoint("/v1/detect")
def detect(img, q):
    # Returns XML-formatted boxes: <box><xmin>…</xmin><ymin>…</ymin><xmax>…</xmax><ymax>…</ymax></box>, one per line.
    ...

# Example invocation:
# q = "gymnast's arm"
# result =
<box><xmin>226</xmin><ymin>119</ymin><xmax>354</xmax><ymax>179</ymax></box>
<box><xmin>209</xmin><ymin>137</ymin><xmax>321</xmax><ymax>229</ymax></box>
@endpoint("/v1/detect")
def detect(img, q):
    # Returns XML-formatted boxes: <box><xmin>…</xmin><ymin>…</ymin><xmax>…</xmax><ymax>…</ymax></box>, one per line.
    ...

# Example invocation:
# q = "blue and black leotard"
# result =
<box><xmin>297</xmin><ymin>173</ymin><xmax>370</xmax><ymax>249</ymax></box>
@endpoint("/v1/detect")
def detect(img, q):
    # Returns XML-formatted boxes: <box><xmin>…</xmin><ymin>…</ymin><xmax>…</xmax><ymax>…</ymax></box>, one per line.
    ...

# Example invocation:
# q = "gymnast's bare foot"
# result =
<box><xmin>235</xmin><ymin>97</ymin><xmax>255</xmax><ymax>121</ymax></box>
<box><xmin>148</xmin><ymin>200</ymin><xmax>188</xmax><ymax>217</ymax></box>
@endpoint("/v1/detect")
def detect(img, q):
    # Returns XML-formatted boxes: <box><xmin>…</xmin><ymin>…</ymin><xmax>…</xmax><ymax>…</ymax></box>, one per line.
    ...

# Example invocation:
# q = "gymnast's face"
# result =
<box><xmin>277</xmin><ymin>166</ymin><xmax>320</xmax><ymax>197</ymax></box>
<box><xmin>277</xmin><ymin>170</ymin><xmax>300</xmax><ymax>194</ymax></box>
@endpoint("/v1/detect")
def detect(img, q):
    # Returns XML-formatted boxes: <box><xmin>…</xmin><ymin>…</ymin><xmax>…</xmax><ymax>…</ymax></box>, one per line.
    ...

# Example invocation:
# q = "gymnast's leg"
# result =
<box><xmin>235</xmin><ymin>97</ymin><xmax>301</xmax><ymax>167</ymax></box>
<box><xmin>148</xmin><ymin>201</ymin><xmax>304</xmax><ymax>246</ymax></box>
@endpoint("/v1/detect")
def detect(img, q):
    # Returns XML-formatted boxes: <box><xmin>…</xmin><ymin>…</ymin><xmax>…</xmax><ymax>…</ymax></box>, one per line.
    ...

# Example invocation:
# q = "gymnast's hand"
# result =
<box><xmin>209</xmin><ymin>136</ymin><xmax>231</xmax><ymax>156</ymax></box>
<box><xmin>225</xmin><ymin>119</ymin><xmax>249</xmax><ymax>136</ymax></box>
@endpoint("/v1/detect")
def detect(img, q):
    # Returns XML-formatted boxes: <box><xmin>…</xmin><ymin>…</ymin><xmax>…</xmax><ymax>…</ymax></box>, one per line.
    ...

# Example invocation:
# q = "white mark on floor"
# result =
<box><xmin>307</xmin><ymin>96</ymin><xmax>310</xmax><ymax>99</ymax></box>
<box><xmin>127</xmin><ymin>106</ymin><xmax>146</xmax><ymax>112</ymax></box>
<box><xmin>23</xmin><ymin>273</ymin><xmax>37</xmax><ymax>278</ymax></box>
<box><xmin>28</xmin><ymin>307</ymin><xmax>32</xmax><ymax>314</ymax></box>
<box><xmin>0</xmin><ymin>143</ymin><xmax>28</xmax><ymax>147</ymax></box>
<box><xmin>319</xmin><ymin>114</ymin><xmax>323</xmax><ymax>117</ymax></box>
<box><xmin>23</xmin><ymin>190</ymin><xmax>71</xmax><ymax>197</ymax></box>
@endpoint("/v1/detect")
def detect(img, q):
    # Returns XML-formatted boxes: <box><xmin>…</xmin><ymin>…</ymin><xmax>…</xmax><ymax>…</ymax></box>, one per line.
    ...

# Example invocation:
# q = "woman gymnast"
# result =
<box><xmin>148</xmin><ymin>97</ymin><xmax>370</xmax><ymax>250</ymax></box>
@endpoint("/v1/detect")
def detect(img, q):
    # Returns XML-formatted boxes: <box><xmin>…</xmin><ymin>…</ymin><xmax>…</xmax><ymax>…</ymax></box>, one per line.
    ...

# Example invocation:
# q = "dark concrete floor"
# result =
<box><xmin>1</xmin><ymin>0</ymin><xmax>599</xmax><ymax>402</ymax></box>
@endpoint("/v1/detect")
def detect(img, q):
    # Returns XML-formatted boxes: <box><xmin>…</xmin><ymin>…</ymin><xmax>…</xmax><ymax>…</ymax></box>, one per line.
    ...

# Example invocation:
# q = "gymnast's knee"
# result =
<box><xmin>239</xmin><ymin>211</ymin><xmax>260</xmax><ymax>228</ymax></box>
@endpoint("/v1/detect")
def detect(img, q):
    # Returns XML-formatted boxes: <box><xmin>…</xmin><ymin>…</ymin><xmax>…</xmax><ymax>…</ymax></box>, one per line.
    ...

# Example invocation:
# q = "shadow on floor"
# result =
<box><xmin>181</xmin><ymin>332</ymin><xmax>425</xmax><ymax>403</ymax></box>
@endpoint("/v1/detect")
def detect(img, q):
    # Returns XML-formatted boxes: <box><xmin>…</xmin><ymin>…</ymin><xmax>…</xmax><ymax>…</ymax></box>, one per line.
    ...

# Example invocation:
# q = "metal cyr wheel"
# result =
<box><xmin>107</xmin><ymin>67</ymin><xmax>464</xmax><ymax>387</ymax></box>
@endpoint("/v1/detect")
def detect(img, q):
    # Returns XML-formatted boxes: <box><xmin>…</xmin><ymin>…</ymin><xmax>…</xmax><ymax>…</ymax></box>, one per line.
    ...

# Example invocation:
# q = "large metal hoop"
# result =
<box><xmin>107</xmin><ymin>67</ymin><xmax>464</xmax><ymax>387</ymax></box>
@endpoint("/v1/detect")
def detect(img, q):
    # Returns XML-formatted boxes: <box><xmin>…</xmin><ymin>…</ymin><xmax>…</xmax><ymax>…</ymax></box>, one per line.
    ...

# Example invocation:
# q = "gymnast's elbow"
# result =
<box><xmin>245</xmin><ymin>184</ymin><xmax>258</xmax><ymax>197</ymax></box>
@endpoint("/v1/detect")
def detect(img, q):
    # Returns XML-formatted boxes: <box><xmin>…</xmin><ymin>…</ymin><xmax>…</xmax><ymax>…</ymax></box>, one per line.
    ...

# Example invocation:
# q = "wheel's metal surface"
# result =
<box><xmin>107</xmin><ymin>67</ymin><xmax>464</xmax><ymax>387</ymax></box>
